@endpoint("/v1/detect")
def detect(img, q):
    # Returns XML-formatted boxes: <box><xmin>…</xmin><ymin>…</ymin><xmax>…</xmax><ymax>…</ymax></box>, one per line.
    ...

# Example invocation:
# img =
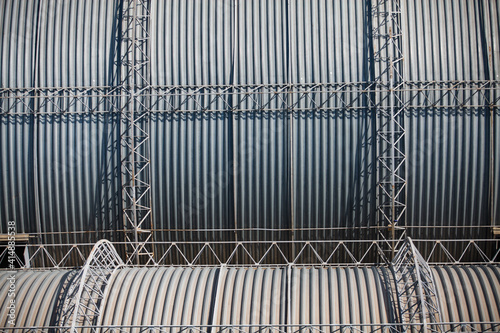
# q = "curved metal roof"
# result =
<box><xmin>1</xmin><ymin>265</ymin><xmax>499</xmax><ymax>329</ymax></box>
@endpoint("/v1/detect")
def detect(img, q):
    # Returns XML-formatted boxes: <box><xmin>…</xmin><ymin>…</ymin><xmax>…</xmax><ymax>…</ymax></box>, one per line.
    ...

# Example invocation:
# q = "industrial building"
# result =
<box><xmin>0</xmin><ymin>0</ymin><xmax>499</xmax><ymax>332</ymax></box>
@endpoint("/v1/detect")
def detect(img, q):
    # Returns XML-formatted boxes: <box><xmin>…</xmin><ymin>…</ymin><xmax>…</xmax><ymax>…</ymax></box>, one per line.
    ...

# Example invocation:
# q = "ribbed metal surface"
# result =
<box><xmin>1</xmin><ymin>265</ymin><xmax>499</xmax><ymax>328</ymax></box>
<box><xmin>290</xmin><ymin>267</ymin><xmax>397</xmax><ymax>326</ymax></box>
<box><xmin>0</xmin><ymin>270</ymin><xmax>73</xmax><ymax>327</ymax></box>
<box><xmin>402</xmin><ymin>0</ymin><xmax>500</xmax><ymax>82</ymax></box>
<box><xmin>0</xmin><ymin>0</ymin><xmax>499</xmax><ymax>245</ymax></box>
<box><xmin>434</xmin><ymin>265</ymin><xmax>500</xmax><ymax>332</ymax></box>
<box><xmin>100</xmin><ymin>267</ymin><xmax>217</xmax><ymax>326</ymax></box>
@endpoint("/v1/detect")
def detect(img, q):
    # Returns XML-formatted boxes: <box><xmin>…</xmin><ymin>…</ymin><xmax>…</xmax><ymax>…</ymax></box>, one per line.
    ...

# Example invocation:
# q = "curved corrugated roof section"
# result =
<box><xmin>100</xmin><ymin>267</ymin><xmax>217</xmax><ymax>326</ymax></box>
<box><xmin>1</xmin><ymin>265</ymin><xmax>499</xmax><ymax>329</ymax></box>
<box><xmin>0</xmin><ymin>270</ymin><xmax>74</xmax><ymax>327</ymax></box>
<box><xmin>289</xmin><ymin>267</ymin><xmax>398</xmax><ymax>326</ymax></box>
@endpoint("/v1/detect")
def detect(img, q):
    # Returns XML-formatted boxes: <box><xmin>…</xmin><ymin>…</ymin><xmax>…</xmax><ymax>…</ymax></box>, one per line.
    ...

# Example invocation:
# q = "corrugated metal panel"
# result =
<box><xmin>0</xmin><ymin>115</ymin><xmax>37</xmax><ymax>234</ymax></box>
<box><xmin>151</xmin><ymin>112</ymin><xmax>232</xmax><ymax>242</ymax></box>
<box><xmin>0</xmin><ymin>0</ymin><xmax>499</xmax><ymax>247</ymax></box>
<box><xmin>1</xmin><ymin>266</ymin><xmax>499</xmax><ymax>328</ymax></box>
<box><xmin>292</xmin><ymin>109</ymin><xmax>377</xmax><ymax>240</ymax></box>
<box><xmin>100</xmin><ymin>267</ymin><xmax>217</xmax><ymax>326</ymax></box>
<box><xmin>0</xmin><ymin>270</ymin><xmax>73</xmax><ymax>327</ymax></box>
<box><xmin>36</xmin><ymin>0</ymin><xmax>118</xmax><ymax>87</ymax></box>
<box><xmin>35</xmin><ymin>114</ymin><xmax>122</xmax><ymax>246</ymax></box>
<box><xmin>290</xmin><ymin>267</ymin><xmax>397</xmax><ymax>326</ymax></box>
<box><xmin>289</xmin><ymin>0</ymin><xmax>369</xmax><ymax>83</ymax></box>
<box><xmin>0</xmin><ymin>0</ymin><xmax>38</xmax><ymax>88</ymax></box>
<box><xmin>151</xmin><ymin>0</ymin><xmax>233</xmax><ymax>86</ymax></box>
<box><xmin>405</xmin><ymin>109</ymin><xmax>491</xmax><ymax>239</ymax></box>
<box><xmin>402</xmin><ymin>0</ymin><xmax>500</xmax><ymax>81</ymax></box>
<box><xmin>434</xmin><ymin>265</ymin><xmax>500</xmax><ymax>332</ymax></box>
<box><xmin>214</xmin><ymin>267</ymin><xmax>287</xmax><ymax>326</ymax></box>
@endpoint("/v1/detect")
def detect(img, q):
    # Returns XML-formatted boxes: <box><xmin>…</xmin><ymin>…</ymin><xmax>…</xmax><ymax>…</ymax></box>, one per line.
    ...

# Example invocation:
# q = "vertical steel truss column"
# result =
<box><xmin>59</xmin><ymin>240</ymin><xmax>124</xmax><ymax>332</ymax></box>
<box><xmin>120</xmin><ymin>0</ymin><xmax>155</xmax><ymax>265</ymax></box>
<box><xmin>372</xmin><ymin>0</ymin><xmax>407</xmax><ymax>256</ymax></box>
<box><xmin>392</xmin><ymin>237</ymin><xmax>442</xmax><ymax>333</ymax></box>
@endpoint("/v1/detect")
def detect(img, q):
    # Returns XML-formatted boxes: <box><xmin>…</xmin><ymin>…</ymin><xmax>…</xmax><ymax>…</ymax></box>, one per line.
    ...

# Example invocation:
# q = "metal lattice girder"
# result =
<box><xmin>1</xmin><ymin>81</ymin><xmax>498</xmax><ymax>114</ymax></box>
<box><xmin>59</xmin><ymin>240</ymin><xmax>124</xmax><ymax>333</ymax></box>
<box><xmin>3</xmin><ymin>239</ymin><xmax>500</xmax><ymax>269</ymax></box>
<box><xmin>392</xmin><ymin>237</ymin><xmax>443</xmax><ymax>333</ymax></box>
<box><xmin>120</xmin><ymin>0</ymin><xmax>155</xmax><ymax>264</ymax></box>
<box><xmin>372</xmin><ymin>0</ymin><xmax>407</xmax><ymax>253</ymax></box>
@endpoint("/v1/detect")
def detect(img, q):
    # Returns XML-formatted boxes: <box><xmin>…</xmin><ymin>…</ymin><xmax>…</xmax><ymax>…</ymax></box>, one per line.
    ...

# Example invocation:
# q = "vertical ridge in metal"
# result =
<box><xmin>372</xmin><ymin>0</ymin><xmax>407</xmax><ymax>255</ymax></box>
<box><xmin>392</xmin><ymin>237</ymin><xmax>442</xmax><ymax>333</ymax></box>
<box><xmin>59</xmin><ymin>240</ymin><xmax>124</xmax><ymax>333</ymax></box>
<box><xmin>120</xmin><ymin>0</ymin><xmax>154</xmax><ymax>265</ymax></box>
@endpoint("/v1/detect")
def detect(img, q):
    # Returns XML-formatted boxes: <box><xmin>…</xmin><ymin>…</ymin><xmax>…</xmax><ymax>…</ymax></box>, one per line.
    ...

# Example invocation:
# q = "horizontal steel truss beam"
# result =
<box><xmin>1</xmin><ymin>322</ymin><xmax>500</xmax><ymax>333</ymax></box>
<box><xmin>1</xmin><ymin>81</ymin><xmax>499</xmax><ymax>114</ymax></box>
<box><xmin>2</xmin><ymin>239</ymin><xmax>498</xmax><ymax>269</ymax></box>
<box><xmin>58</xmin><ymin>240</ymin><xmax>124</xmax><ymax>332</ymax></box>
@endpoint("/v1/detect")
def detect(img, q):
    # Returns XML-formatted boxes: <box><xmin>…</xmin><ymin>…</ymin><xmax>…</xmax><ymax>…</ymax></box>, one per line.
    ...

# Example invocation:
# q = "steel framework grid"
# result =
<box><xmin>371</xmin><ymin>0</ymin><xmax>407</xmax><ymax>257</ymax></box>
<box><xmin>119</xmin><ymin>0</ymin><xmax>155</xmax><ymax>265</ymax></box>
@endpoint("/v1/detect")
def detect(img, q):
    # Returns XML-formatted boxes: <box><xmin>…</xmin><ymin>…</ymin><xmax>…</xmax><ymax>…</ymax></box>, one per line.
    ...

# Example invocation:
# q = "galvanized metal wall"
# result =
<box><xmin>1</xmin><ymin>266</ymin><xmax>499</xmax><ymax>328</ymax></box>
<box><xmin>0</xmin><ymin>0</ymin><xmax>499</xmax><ymax>244</ymax></box>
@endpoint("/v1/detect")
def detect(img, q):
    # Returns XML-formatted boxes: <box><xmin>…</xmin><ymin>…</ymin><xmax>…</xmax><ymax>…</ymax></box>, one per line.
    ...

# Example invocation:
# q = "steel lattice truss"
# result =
<box><xmin>372</xmin><ymin>0</ymin><xmax>407</xmax><ymax>255</ymax></box>
<box><xmin>392</xmin><ymin>238</ymin><xmax>442</xmax><ymax>333</ymax></box>
<box><xmin>119</xmin><ymin>0</ymin><xmax>155</xmax><ymax>265</ymax></box>
<box><xmin>59</xmin><ymin>240</ymin><xmax>124</xmax><ymax>333</ymax></box>
<box><xmin>2</xmin><ymin>239</ymin><xmax>498</xmax><ymax>269</ymax></box>
<box><xmin>1</xmin><ymin>81</ymin><xmax>498</xmax><ymax>114</ymax></box>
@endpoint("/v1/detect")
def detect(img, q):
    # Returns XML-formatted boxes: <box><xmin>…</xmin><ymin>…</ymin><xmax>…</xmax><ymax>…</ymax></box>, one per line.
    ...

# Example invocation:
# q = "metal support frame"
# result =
<box><xmin>372</xmin><ymin>0</ymin><xmax>407</xmax><ymax>257</ymax></box>
<box><xmin>1</xmin><ymin>81</ymin><xmax>497</xmax><ymax>115</ymax></box>
<box><xmin>119</xmin><ymin>0</ymin><xmax>155</xmax><ymax>265</ymax></box>
<box><xmin>392</xmin><ymin>237</ymin><xmax>442</xmax><ymax>333</ymax></box>
<box><xmin>59</xmin><ymin>240</ymin><xmax>124</xmax><ymax>332</ymax></box>
<box><xmin>3</xmin><ymin>239</ymin><xmax>499</xmax><ymax>269</ymax></box>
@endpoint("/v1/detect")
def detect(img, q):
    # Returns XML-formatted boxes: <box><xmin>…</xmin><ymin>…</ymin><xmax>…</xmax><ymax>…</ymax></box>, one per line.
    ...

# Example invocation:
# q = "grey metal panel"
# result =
<box><xmin>292</xmin><ymin>109</ymin><xmax>377</xmax><ymax>239</ymax></box>
<box><xmin>150</xmin><ymin>112</ymin><xmax>232</xmax><ymax>242</ymax></box>
<box><xmin>289</xmin><ymin>0</ymin><xmax>369</xmax><ymax>84</ymax></box>
<box><xmin>0</xmin><ymin>0</ymin><xmax>499</xmax><ymax>247</ymax></box>
<box><xmin>405</xmin><ymin>109</ymin><xmax>491</xmax><ymax>239</ymax></box>
<box><xmin>402</xmin><ymin>0</ymin><xmax>500</xmax><ymax>81</ymax></box>
<box><xmin>100</xmin><ymin>267</ymin><xmax>217</xmax><ymax>326</ymax></box>
<box><xmin>0</xmin><ymin>0</ymin><xmax>38</xmax><ymax>89</ymax></box>
<box><xmin>151</xmin><ymin>0</ymin><xmax>234</xmax><ymax>86</ymax></box>
<box><xmin>0</xmin><ymin>270</ymin><xmax>72</xmax><ymax>327</ymax></box>
<box><xmin>0</xmin><ymin>115</ymin><xmax>36</xmax><ymax>234</ymax></box>
<box><xmin>36</xmin><ymin>0</ymin><xmax>119</xmax><ymax>88</ymax></box>
<box><xmin>289</xmin><ymin>267</ymin><xmax>398</xmax><ymax>326</ymax></box>
<box><xmin>234</xmin><ymin>111</ymin><xmax>291</xmax><ymax>240</ymax></box>
<box><xmin>1</xmin><ymin>266</ymin><xmax>500</xmax><ymax>328</ymax></box>
<box><xmin>234</xmin><ymin>0</ymin><xmax>288</xmax><ymax>85</ymax></box>
<box><xmin>433</xmin><ymin>265</ymin><xmax>500</xmax><ymax>332</ymax></box>
<box><xmin>214</xmin><ymin>267</ymin><xmax>287</xmax><ymax>326</ymax></box>
<box><xmin>35</xmin><ymin>114</ymin><xmax>122</xmax><ymax>246</ymax></box>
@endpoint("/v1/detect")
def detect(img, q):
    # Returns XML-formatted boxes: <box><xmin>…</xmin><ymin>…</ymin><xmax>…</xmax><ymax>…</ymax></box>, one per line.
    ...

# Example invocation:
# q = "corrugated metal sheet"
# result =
<box><xmin>0</xmin><ymin>270</ymin><xmax>74</xmax><ymax>327</ymax></box>
<box><xmin>0</xmin><ymin>0</ymin><xmax>499</xmax><ymax>246</ymax></box>
<box><xmin>1</xmin><ymin>266</ymin><xmax>499</xmax><ymax>328</ymax></box>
